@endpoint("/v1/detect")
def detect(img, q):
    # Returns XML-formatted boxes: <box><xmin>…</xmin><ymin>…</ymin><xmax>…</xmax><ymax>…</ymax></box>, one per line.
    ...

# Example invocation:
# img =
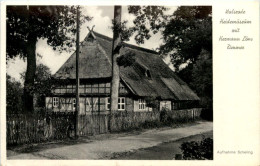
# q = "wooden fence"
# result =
<box><xmin>7</xmin><ymin>112</ymin><xmax>75</xmax><ymax>145</ymax></box>
<box><xmin>167</xmin><ymin>108</ymin><xmax>202</xmax><ymax>121</ymax></box>
<box><xmin>6</xmin><ymin>108</ymin><xmax>202</xmax><ymax>146</ymax></box>
<box><xmin>78</xmin><ymin>114</ymin><xmax>109</xmax><ymax>136</ymax></box>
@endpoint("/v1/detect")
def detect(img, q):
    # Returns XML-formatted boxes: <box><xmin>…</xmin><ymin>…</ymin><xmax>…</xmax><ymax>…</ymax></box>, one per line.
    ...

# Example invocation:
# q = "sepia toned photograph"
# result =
<box><xmin>6</xmin><ymin>5</ymin><xmax>213</xmax><ymax>160</ymax></box>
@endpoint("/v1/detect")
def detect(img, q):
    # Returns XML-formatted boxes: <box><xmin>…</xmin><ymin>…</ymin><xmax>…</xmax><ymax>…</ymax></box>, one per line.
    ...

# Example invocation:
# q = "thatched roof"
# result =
<box><xmin>54</xmin><ymin>31</ymin><xmax>200</xmax><ymax>101</ymax></box>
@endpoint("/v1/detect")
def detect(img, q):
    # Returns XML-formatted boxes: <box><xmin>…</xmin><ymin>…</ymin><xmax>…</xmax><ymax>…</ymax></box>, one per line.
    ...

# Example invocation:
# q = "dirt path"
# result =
<box><xmin>8</xmin><ymin>121</ymin><xmax>213</xmax><ymax>160</ymax></box>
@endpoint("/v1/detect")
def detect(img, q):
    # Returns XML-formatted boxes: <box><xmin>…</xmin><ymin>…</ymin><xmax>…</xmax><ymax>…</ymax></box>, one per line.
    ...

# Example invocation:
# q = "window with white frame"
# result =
<box><xmin>53</xmin><ymin>97</ymin><xmax>59</xmax><ymax>108</ymax></box>
<box><xmin>106</xmin><ymin>97</ymin><xmax>111</xmax><ymax>110</ymax></box>
<box><xmin>72</xmin><ymin>98</ymin><xmax>76</xmax><ymax>111</ymax></box>
<box><xmin>118</xmin><ymin>97</ymin><xmax>125</xmax><ymax>110</ymax></box>
<box><xmin>106</xmin><ymin>97</ymin><xmax>125</xmax><ymax>110</ymax></box>
<box><xmin>138</xmin><ymin>99</ymin><xmax>146</xmax><ymax>110</ymax></box>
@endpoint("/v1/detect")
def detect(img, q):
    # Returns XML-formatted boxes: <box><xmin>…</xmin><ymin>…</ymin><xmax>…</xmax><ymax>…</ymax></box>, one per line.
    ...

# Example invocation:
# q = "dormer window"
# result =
<box><xmin>136</xmin><ymin>62</ymin><xmax>152</xmax><ymax>79</ymax></box>
<box><xmin>145</xmin><ymin>69</ymin><xmax>151</xmax><ymax>78</ymax></box>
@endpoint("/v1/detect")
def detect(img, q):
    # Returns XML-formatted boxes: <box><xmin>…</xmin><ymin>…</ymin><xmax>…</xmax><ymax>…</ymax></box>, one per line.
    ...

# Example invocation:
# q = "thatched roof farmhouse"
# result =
<box><xmin>46</xmin><ymin>30</ymin><xmax>200</xmax><ymax>113</ymax></box>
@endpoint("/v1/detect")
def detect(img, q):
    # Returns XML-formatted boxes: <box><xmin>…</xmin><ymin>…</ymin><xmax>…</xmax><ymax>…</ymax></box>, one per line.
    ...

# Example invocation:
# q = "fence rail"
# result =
<box><xmin>6</xmin><ymin>108</ymin><xmax>202</xmax><ymax>146</ymax></box>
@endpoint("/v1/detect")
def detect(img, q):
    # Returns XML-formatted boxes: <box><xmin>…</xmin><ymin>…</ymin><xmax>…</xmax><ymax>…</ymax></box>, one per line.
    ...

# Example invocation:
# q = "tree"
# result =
<box><xmin>109</xmin><ymin>6</ymin><xmax>167</xmax><ymax>112</ymax></box>
<box><xmin>20</xmin><ymin>63</ymin><xmax>66</xmax><ymax>109</ymax></box>
<box><xmin>6</xmin><ymin>75</ymin><xmax>23</xmax><ymax>114</ymax></box>
<box><xmin>159</xmin><ymin>6</ymin><xmax>212</xmax><ymax>109</ymax></box>
<box><xmin>110</xmin><ymin>6</ymin><xmax>122</xmax><ymax>111</ymax></box>
<box><xmin>159</xmin><ymin>6</ymin><xmax>212</xmax><ymax>70</ymax></box>
<box><xmin>191</xmin><ymin>49</ymin><xmax>212</xmax><ymax>109</ymax></box>
<box><xmin>34</xmin><ymin>64</ymin><xmax>52</xmax><ymax>109</ymax></box>
<box><xmin>6</xmin><ymin>6</ymin><xmax>91</xmax><ymax>112</ymax></box>
<box><xmin>129</xmin><ymin>6</ymin><xmax>212</xmax><ymax>108</ymax></box>
<box><xmin>127</xmin><ymin>6</ymin><xmax>167</xmax><ymax>45</ymax></box>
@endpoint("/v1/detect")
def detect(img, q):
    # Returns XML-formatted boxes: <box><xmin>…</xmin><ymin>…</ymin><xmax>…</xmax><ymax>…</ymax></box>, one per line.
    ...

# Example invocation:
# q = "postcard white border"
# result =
<box><xmin>1</xmin><ymin>0</ymin><xmax>259</xmax><ymax>166</ymax></box>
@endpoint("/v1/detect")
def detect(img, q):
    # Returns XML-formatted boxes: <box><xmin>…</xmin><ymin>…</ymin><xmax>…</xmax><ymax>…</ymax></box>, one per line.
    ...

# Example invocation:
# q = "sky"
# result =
<box><xmin>6</xmin><ymin>6</ymin><xmax>177</xmax><ymax>82</ymax></box>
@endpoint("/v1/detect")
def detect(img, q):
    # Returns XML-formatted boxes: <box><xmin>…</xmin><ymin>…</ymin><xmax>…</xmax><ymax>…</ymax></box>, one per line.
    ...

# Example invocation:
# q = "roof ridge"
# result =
<box><xmin>52</xmin><ymin>30</ymin><xmax>200</xmax><ymax>101</ymax></box>
<box><xmin>92</xmin><ymin>31</ymin><xmax>159</xmax><ymax>55</ymax></box>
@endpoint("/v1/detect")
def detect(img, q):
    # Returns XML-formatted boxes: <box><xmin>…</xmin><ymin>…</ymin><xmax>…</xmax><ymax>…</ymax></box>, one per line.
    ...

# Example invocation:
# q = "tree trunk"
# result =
<box><xmin>110</xmin><ymin>6</ymin><xmax>122</xmax><ymax>112</ymax></box>
<box><xmin>23</xmin><ymin>34</ymin><xmax>37</xmax><ymax>113</ymax></box>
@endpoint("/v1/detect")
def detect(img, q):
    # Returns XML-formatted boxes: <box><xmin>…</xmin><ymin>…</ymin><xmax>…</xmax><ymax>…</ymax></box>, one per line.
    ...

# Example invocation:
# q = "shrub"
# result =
<box><xmin>180</xmin><ymin>137</ymin><xmax>213</xmax><ymax>160</ymax></box>
<box><xmin>144</xmin><ymin>96</ymin><xmax>159</xmax><ymax>109</ymax></box>
<box><xmin>141</xmin><ymin>120</ymin><xmax>162</xmax><ymax>128</ymax></box>
<box><xmin>160</xmin><ymin>108</ymin><xmax>195</xmax><ymax>126</ymax></box>
<box><xmin>6</xmin><ymin>75</ymin><xmax>23</xmax><ymax>114</ymax></box>
<box><xmin>159</xmin><ymin>108</ymin><xmax>169</xmax><ymax>123</ymax></box>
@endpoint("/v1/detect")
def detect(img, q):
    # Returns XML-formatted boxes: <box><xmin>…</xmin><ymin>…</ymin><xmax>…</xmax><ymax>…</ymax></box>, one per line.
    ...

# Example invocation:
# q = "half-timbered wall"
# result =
<box><xmin>47</xmin><ymin>81</ymin><xmax>159</xmax><ymax>112</ymax></box>
<box><xmin>46</xmin><ymin>96</ymin><xmax>134</xmax><ymax>114</ymax></box>
<box><xmin>133</xmin><ymin>99</ymin><xmax>153</xmax><ymax>112</ymax></box>
<box><xmin>52</xmin><ymin>82</ymin><xmax>128</xmax><ymax>95</ymax></box>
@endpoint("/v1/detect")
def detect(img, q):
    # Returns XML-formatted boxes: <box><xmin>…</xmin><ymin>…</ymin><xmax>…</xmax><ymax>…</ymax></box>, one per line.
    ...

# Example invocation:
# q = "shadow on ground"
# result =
<box><xmin>110</xmin><ymin>131</ymin><xmax>213</xmax><ymax>160</ymax></box>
